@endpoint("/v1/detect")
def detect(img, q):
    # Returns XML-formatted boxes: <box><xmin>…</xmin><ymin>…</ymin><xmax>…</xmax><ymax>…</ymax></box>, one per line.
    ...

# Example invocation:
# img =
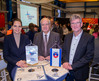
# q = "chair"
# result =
<box><xmin>89</xmin><ymin>63</ymin><xmax>99</xmax><ymax>81</ymax></box>
<box><xmin>0</xmin><ymin>52</ymin><xmax>8</xmax><ymax>81</ymax></box>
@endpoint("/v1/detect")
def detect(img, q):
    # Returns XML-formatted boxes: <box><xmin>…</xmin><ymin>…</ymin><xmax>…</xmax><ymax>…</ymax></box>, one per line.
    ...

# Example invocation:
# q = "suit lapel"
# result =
<box><xmin>19</xmin><ymin>34</ymin><xmax>23</xmax><ymax>49</ymax></box>
<box><xmin>67</xmin><ymin>33</ymin><xmax>73</xmax><ymax>55</ymax></box>
<box><xmin>11</xmin><ymin>33</ymin><xmax>18</xmax><ymax>49</ymax></box>
<box><xmin>40</xmin><ymin>32</ymin><xmax>45</xmax><ymax>49</ymax></box>
<box><xmin>10</xmin><ymin>33</ymin><xmax>21</xmax><ymax>56</ymax></box>
<box><xmin>11</xmin><ymin>33</ymin><xmax>23</xmax><ymax>49</ymax></box>
<box><xmin>47</xmin><ymin>32</ymin><xmax>52</xmax><ymax>47</ymax></box>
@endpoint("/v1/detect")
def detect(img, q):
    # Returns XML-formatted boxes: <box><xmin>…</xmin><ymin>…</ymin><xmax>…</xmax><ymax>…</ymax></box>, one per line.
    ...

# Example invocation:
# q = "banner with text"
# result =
<box><xmin>82</xmin><ymin>18</ymin><xmax>98</xmax><ymax>24</ymax></box>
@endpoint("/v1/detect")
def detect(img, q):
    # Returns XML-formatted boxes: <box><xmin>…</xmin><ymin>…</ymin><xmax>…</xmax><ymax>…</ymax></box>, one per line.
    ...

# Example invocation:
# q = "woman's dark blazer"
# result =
<box><xmin>3</xmin><ymin>33</ymin><xmax>30</xmax><ymax>73</ymax></box>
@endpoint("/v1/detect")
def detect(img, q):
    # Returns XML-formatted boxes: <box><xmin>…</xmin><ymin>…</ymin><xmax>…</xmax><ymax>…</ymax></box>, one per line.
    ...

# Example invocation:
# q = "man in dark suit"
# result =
<box><xmin>62</xmin><ymin>14</ymin><xmax>94</xmax><ymax>81</ymax></box>
<box><xmin>33</xmin><ymin>18</ymin><xmax>60</xmax><ymax>61</ymax></box>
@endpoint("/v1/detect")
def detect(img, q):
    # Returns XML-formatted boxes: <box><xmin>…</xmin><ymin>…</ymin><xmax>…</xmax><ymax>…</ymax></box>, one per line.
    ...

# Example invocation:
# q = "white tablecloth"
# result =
<box><xmin>44</xmin><ymin>64</ymin><xmax>69</xmax><ymax>80</ymax></box>
<box><xmin>14</xmin><ymin>66</ymin><xmax>47</xmax><ymax>81</ymax></box>
<box><xmin>12</xmin><ymin>60</ymin><xmax>68</xmax><ymax>81</ymax></box>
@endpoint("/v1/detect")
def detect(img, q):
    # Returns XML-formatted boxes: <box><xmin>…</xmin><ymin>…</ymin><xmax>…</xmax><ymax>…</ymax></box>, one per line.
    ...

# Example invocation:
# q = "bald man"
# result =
<box><xmin>33</xmin><ymin>18</ymin><xmax>60</xmax><ymax>61</ymax></box>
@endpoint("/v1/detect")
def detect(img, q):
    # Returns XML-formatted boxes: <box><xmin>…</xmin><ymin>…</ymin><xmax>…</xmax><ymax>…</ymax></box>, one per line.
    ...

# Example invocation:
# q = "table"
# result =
<box><xmin>11</xmin><ymin>60</ymin><xmax>68</xmax><ymax>81</ymax></box>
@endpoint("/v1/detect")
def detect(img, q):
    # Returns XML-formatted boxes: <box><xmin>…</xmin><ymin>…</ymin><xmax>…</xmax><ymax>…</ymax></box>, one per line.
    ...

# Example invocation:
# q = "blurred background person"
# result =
<box><xmin>92</xmin><ymin>25</ymin><xmax>99</xmax><ymax>39</ymax></box>
<box><xmin>50</xmin><ymin>18</ymin><xmax>57</xmax><ymax>32</ymax></box>
<box><xmin>67</xmin><ymin>23</ymin><xmax>72</xmax><ymax>31</ymax></box>
<box><xmin>0</xmin><ymin>28</ymin><xmax>6</xmax><ymax>37</ymax></box>
<box><xmin>82</xmin><ymin>25</ymin><xmax>90</xmax><ymax>33</ymax></box>
<box><xmin>3</xmin><ymin>18</ymin><xmax>30</xmax><ymax>80</ymax></box>
<box><xmin>0</xmin><ymin>28</ymin><xmax>7</xmax><ymax>49</ymax></box>
<box><xmin>55</xmin><ymin>21</ymin><xmax>63</xmax><ymax>41</ymax></box>
<box><xmin>26</xmin><ymin>23</ymin><xmax>36</xmax><ymax>43</ymax></box>
<box><xmin>34</xmin><ymin>25</ymin><xmax>39</xmax><ymax>32</ymax></box>
<box><xmin>62</xmin><ymin>24</ymin><xmax>69</xmax><ymax>41</ymax></box>
<box><xmin>89</xmin><ymin>25</ymin><xmax>94</xmax><ymax>35</ymax></box>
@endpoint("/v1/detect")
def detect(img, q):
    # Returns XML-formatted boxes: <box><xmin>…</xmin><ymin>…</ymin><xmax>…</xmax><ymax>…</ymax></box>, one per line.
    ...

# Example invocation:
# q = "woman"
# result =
<box><xmin>3</xmin><ymin>18</ymin><xmax>30</xmax><ymax>79</ymax></box>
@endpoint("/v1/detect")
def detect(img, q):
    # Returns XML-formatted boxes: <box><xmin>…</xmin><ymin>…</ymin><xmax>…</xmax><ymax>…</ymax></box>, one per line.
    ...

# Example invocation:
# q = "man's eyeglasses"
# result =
<box><xmin>71</xmin><ymin>22</ymin><xmax>81</xmax><ymax>25</ymax></box>
<box><xmin>41</xmin><ymin>24</ymin><xmax>49</xmax><ymax>26</ymax></box>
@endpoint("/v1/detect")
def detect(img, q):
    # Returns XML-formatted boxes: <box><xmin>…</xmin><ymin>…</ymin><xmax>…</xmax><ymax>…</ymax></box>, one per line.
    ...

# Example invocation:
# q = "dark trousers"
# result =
<box><xmin>66</xmin><ymin>71</ymin><xmax>86</xmax><ymax>81</ymax></box>
<box><xmin>7</xmin><ymin>69</ymin><xmax>13</xmax><ymax>81</ymax></box>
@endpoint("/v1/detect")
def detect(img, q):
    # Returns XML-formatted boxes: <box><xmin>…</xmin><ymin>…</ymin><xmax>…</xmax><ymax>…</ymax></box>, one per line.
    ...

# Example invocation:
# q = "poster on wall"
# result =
<box><xmin>20</xmin><ymin>4</ymin><xmax>38</xmax><ymax>26</ymax></box>
<box><xmin>0</xmin><ymin>13</ymin><xmax>5</xmax><ymax>28</ymax></box>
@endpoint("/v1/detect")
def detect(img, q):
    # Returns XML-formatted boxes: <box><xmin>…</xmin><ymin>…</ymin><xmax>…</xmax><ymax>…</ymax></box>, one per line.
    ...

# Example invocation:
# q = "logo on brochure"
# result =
<box><xmin>53</xmin><ymin>52</ymin><xmax>58</xmax><ymax>58</ymax></box>
<box><xmin>29</xmin><ymin>50</ymin><xmax>36</xmax><ymax>55</ymax></box>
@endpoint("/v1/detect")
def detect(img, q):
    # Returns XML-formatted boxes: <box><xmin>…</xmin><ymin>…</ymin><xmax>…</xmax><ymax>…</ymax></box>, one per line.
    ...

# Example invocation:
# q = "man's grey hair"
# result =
<box><xmin>70</xmin><ymin>14</ymin><xmax>82</xmax><ymax>23</ymax></box>
<box><xmin>40</xmin><ymin>18</ymin><xmax>51</xmax><ymax>24</ymax></box>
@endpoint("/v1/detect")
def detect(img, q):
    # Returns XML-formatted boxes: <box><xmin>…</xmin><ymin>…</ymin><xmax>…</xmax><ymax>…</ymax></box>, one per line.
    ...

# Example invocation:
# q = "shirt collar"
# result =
<box><xmin>73</xmin><ymin>30</ymin><xmax>83</xmax><ymax>39</ymax></box>
<box><xmin>43</xmin><ymin>31</ymin><xmax>50</xmax><ymax>37</ymax></box>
